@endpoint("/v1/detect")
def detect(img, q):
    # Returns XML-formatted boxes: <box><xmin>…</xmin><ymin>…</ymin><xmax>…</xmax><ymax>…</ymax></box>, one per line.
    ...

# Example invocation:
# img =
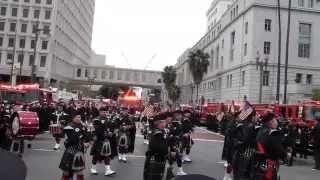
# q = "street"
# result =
<box><xmin>22</xmin><ymin>127</ymin><xmax>319</xmax><ymax>180</ymax></box>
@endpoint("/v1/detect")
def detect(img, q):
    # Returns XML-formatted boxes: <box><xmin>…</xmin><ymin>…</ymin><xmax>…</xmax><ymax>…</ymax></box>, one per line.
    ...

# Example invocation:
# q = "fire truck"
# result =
<box><xmin>16</xmin><ymin>84</ymin><xmax>53</xmax><ymax>104</ymax></box>
<box><xmin>272</xmin><ymin>100</ymin><xmax>320</xmax><ymax>127</ymax></box>
<box><xmin>0</xmin><ymin>85</ymin><xmax>25</xmax><ymax>104</ymax></box>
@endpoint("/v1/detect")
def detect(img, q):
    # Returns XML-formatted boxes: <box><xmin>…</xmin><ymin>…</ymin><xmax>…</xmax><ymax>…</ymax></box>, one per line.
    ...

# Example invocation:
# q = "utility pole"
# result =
<box><xmin>283</xmin><ymin>0</ymin><xmax>292</xmax><ymax>104</ymax></box>
<box><xmin>9</xmin><ymin>29</ymin><xmax>18</xmax><ymax>85</ymax></box>
<box><xmin>276</xmin><ymin>0</ymin><xmax>282</xmax><ymax>103</ymax></box>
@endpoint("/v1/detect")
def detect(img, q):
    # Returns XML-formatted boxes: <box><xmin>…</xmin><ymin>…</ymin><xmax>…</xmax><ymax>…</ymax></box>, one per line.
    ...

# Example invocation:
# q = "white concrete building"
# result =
<box><xmin>175</xmin><ymin>0</ymin><xmax>320</xmax><ymax>104</ymax></box>
<box><xmin>206</xmin><ymin>0</ymin><xmax>235</xmax><ymax>32</ymax></box>
<box><xmin>0</xmin><ymin>0</ymin><xmax>95</xmax><ymax>86</ymax></box>
<box><xmin>90</xmin><ymin>50</ymin><xmax>106</xmax><ymax>66</ymax></box>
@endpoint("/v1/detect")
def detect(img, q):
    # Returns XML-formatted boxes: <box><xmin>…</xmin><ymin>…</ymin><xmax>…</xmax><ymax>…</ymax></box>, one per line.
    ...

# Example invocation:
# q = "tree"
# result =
<box><xmin>162</xmin><ymin>66</ymin><xmax>177</xmax><ymax>90</ymax></box>
<box><xmin>188</xmin><ymin>49</ymin><xmax>210</xmax><ymax>104</ymax></box>
<box><xmin>168</xmin><ymin>85</ymin><xmax>181</xmax><ymax>104</ymax></box>
<box><xmin>312</xmin><ymin>89</ymin><xmax>320</xmax><ymax>101</ymax></box>
<box><xmin>98</xmin><ymin>86</ymin><xmax>119</xmax><ymax>100</ymax></box>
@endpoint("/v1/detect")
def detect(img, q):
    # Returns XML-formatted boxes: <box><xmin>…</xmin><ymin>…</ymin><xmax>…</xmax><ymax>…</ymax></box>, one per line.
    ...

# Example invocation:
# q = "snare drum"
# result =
<box><xmin>49</xmin><ymin>124</ymin><xmax>61</xmax><ymax>134</ymax></box>
<box><xmin>11</xmin><ymin>111</ymin><xmax>39</xmax><ymax>139</ymax></box>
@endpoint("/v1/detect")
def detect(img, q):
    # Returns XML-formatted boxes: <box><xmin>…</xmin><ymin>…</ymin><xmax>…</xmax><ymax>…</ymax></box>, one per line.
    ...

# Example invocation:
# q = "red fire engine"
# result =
<box><xmin>16</xmin><ymin>84</ymin><xmax>53</xmax><ymax>104</ymax></box>
<box><xmin>272</xmin><ymin>100</ymin><xmax>320</xmax><ymax>127</ymax></box>
<box><xmin>0</xmin><ymin>85</ymin><xmax>26</xmax><ymax>104</ymax></box>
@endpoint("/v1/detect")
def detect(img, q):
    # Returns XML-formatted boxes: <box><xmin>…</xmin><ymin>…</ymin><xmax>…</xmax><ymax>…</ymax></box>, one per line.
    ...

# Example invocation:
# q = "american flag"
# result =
<box><xmin>239</xmin><ymin>101</ymin><xmax>254</xmax><ymax>120</ymax></box>
<box><xmin>141</xmin><ymin>107</ymin><xmax>154</xmax><ymax>117</ymax></box>
<box><xmin>230</xmin><ymin>101</ymin><xmax>235</xmax><ymax>113</ymax></box>
<box><xmin>217</xmin><ymin>112</ymin><xmax>224</xmax><ymax>121</ymax></box>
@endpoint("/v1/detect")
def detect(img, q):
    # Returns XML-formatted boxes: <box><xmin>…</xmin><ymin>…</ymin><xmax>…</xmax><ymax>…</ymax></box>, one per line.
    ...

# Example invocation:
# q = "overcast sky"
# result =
<box><xmin>91</xmin><ymin>0</ymin><xmax>212</xmax><ymax>71</ymax></box>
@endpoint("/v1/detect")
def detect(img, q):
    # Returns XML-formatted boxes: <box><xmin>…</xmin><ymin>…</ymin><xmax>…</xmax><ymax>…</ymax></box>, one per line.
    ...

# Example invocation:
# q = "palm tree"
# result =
<box><xmin>188</xmin><ymin>49</ymin><xmax>210</xmax><ymax>104</ymax></box>
<box><xmin>168</xmin><ymin>84</ymin><xmax>181</xmax><ymax>104</ymax></box>
<box><xmin>162</xmin><ymin>65</ymin><xmax>177</xmax><ymax>90</ymax></box>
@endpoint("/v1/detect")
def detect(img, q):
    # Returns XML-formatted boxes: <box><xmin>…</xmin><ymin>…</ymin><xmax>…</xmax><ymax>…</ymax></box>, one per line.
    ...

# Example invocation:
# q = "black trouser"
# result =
<box><xmin>299</xmin><ymin>144</ymin><xmax>308</xmax><ymax>158</ymax></box>
<box><xmin>315</xmin><ymin>147</ymin><xmax>320</xmax><ymax>170</ymax></box>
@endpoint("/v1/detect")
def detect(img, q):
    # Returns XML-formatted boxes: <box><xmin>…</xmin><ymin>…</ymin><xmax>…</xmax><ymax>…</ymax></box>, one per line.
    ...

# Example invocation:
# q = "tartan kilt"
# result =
<box><xmin>143</xmin><ymin>157</ymin><xmax>169</xmax><ymax>180</ymax></box>
<box><xmin>59</xmin><ymin>149</ymin><xmax>85</xmax><ymax>172</ymax></box>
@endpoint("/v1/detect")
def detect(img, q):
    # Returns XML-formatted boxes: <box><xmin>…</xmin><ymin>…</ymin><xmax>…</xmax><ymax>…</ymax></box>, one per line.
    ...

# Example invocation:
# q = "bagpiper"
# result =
<box><xmin>143</xmin><ymin>114</ymin><xmax>175</xmax><ymax>180</ymax></box>
<box><xmin>181</xmin><ymin>110</ymin><xmax>194</xmax><ymax>163</ymax></box>
<box><xmin>117</xmin><ymin>107</ymin><xmax>136</xmax><ymax>162</ymax></box>
<box><xmin>50</xmin><ymin>104</ymin><xmax>69</xmax><ymax>150</ymax></box>
<box><xmin>59</xmin><ymin>112</ymin><xmax>90</xmax><ymax>180</ymax></box>
<box><xmin>89</xmin><ymin>108</ymin><xmax>116</xmax><ymax>176</ymax></box>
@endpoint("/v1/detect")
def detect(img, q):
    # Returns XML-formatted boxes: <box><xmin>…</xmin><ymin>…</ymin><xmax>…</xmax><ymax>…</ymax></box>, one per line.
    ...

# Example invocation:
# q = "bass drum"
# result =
<box><xmin>11</xmin><ymin>111</ymin><xmax>39</xmax><ymax>139</ymax></box>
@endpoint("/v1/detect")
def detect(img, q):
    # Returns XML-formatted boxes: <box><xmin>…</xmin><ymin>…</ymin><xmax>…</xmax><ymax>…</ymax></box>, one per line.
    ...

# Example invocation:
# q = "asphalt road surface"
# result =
<box><xmin>21</xmin><ymin>127</ymin><xmax>319</xmax><ymax>180</ymax></box>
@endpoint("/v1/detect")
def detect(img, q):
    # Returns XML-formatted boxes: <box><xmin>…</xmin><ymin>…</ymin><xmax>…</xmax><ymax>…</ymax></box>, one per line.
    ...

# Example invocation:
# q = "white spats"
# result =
<box><xmin>222</xmin><ymin>173</ymin><xmax>232</xmax><ymax>180</ymax></box>
<box><xmin>176</xmin><ymin>167</ymin><xmax>187</xmax><ymax>176</ymax></box>
<box><xmin>105</xmin><ymin>165</ymin><xmax>115</xmax><ymax>176</ymax></box>
<box><xmin>146</xmin><ymin>140</ymin><xmax>149</xmax><ymax>145</ymax></box>
<box><xmin>122</xmin><ymin>154</ymin><xmax>127</xmax><ymax>162</ymax></box>
<box><xmin>224</xmin><ymin>162</ymin><xmax>228</xmax><ymax>168</ymax></box>
<box><xmin>90</xmin><ymin>165</ymin><xmax>98</xmax><ymax>174</ymax></box>
<box><xmin>54</xmin><ymin>143</ymin><xmax>60</xmax><ymax>150</ymax></box>
<box><xmin>182</xmin><ymin>155</ymin><xmax>192</xmax><ymax>162</ymax></box>
<box><xmin>143</xmin><ymin>139</ymin><xmax>148</xmax><ymax>144</ymax></box>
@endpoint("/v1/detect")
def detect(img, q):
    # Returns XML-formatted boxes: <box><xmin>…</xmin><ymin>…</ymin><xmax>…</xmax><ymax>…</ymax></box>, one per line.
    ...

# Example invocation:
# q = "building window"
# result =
<box><xmin>125</xmin><ymin>72</ymin><xmax>130</xmax><ymax>81</ymax></box>
<box><xmin>244</xmin><ymin>43</ymin><xmax>247</xmax><ymax>56</ymax></box>
<box><xmin>0</xmin><ymin>37</ymin><xmax>3</xmax><ymax>46</ymax></box>
<box><xmin>10</xmin><ymin>22</ymin><xmax>16</xmax><ymax>32</ymax></box>
<box><xmin>236</xmin><ymin>5</ymin><xmax>238</xmax><ymax>15</ymax></box>
<box><xmin>219</xmin><ymin>78</ymin><xmax>222</xmax><ymax>90</ymax></box>
<box><xmin>230</xmin><ymin>74</ymin><xmax>232</xmax><ymax>88</ymax></box>
<box><xmin>40</xmin><ymin>56</ymin><xmax>46</xmax><ymax>67</ymax></box>
<box><xmin>42</xmin><ymin>40</ymin><xmax>48</xmax><ymax>50</ymax></box>
<box><xmin>133</xmin><ymin>73</ymin><xmax>138</xmax><ymax>81</ymax></box>
<box><xmin>36</xmin><ymin>0</ymin><xmax>41</xmax><ymax>4</ymax></box>
<box><xmin>0</xmin><ymin>7</ymin><xmax>7</xmax><ymax>16</ymax></box>
<box><xmin>242</xmin><ymin>71</ymin><xmax>245</xmax><ymax>86</ymax></box>
<box><xmin>215</xmin><ymin>46</ymin><xmax>219</xmax><ymax>69</ymax></box>
<box><xmin>34</xmin><ymin>9</ymin><xmax>40</xmax><ymax>19</ymax></box>
<box><xmin>142</xmin><ymin>73</ymin><xmax>146</xmax><ymax>82</ymax></box>
<box><xmin>295</xmin><ymin>73</ymin><xmax>302</xmax><ymax>83</ymax></box>
<box><xmin>31</xmin><ymin>39</ymin><xmax>35</xmax><ymax>48</ymax></box>
<box><xmin>43</xmin><ymin>25</ymin><xmax>50</xmax><ymax>34</ymax></box>
<box><xmin>227</xmin><ymin>75</ymin><xmax>229</xmax><ymax>88</ymax></box>
<box><xmin>263</xmin><ymin>71</ymin><xmax>269</xmax><ymax>86</ymax></box>
<box><xmin>84</xmin><ymin>69</ymin><xmax>89</xmax><ymax>77</ymax></box>
<box><xmin>29</xmin><ymin>55</ymin><xmax>34</xmax><ymax>66</ymax></box>
<box><xmin>101</xmin><ymin>70</ymin><xmax>106</xmax><ymax>79</ymax></box>
<box><xmin>18</xmin><ymin>54</ymin><xmax>24</xmax><ymax>66</ymax></box>
<box><xmin>109</xmin><ymin>71</ymin><xmax>114</xmax><ymax>79</ymax></box>
<box><xmin>308</xmin><ymin>0</ymin><xmax>314</xmax><ymax>7</ymax></box>
<box><xmin>32</xmin><ymin>24</ymin><xmax>37</xmax><ymax>33</ymax></box>
<box><xmin>46</xmin><ymin>0</ymin><xmax>52</xmax><ymax>5</ymax></box>
<box><xmin>19</xmin><ymin>38</ymin><xmax>25</xmax><ymax>48</ymax></box>
<box><xmin>298</xmin><ymin>23</ymin><xmax>311</xmax><ymax>58</ymax></box>
<box><xmin>21</xmin><ymin>24</ymin><xmax>27</xmax><ymax>33</ymax></box>
<box><xmin>24</xmin><ymin>0</ymin><xmax>30</xmax><ymax>2</ymax></box>
<box><xmin>8</xmin><ymin>38</ymin><xmax>14</xmax><ymax>47</ymax></box>
<box><xmin>265</xmin><ymin>19</ymin><xmax>271</xmax><ymax>31</ymax></box>
<box><xmin>222</xmin><ymin>39</ymin><xmax>224</xmax><ymax>49</ymax></box>
<box><xmin>117</xmin><ymin>71</ymin><xmax>122</xmax><ymax>80</ymax></box>
<box><xmin>245</xmin><ymin>22</ymin><xmax>248</xmax><ymax>34</ymax></box>
<box><xmin>306</xmin><ymin>74</ymin><xmax>313</xmax><ymax>84</ymax></box>
<box><xmin>93</xmin><ymin>70</ymin><xmax>98</xmax><ymax>78</ymax></box>
<box><xmin>7</xmin><ymin>53</ymin><xmax>13</xmax><ymax>62</ymax></box>
<box><xmin>23</xmin><ymin>8</ymin><xmax>29</xmax><ymax>18</ymax></box>
<box><xmin>77</xmin><ymin>68</ymin><xmax>81</xmax><ymax>77</ymax></box>
<box><xmin>0</xmin><ymin>22</ymin><xmax>4</xmax><ymax>31</ymax></box>
<box><xmin>11</xmin><ymin>8</ymin><xmax>18</xmax><ymax>17</ymax></box>
<box><xmin>230</xmin><ymin>31</ymin><xmax>235</xmax><ymax>61</ymax></box>
<box><xmin>298</xmin><ymin>0</ymin><xmax>304</xmax><ymax>6</ymax></box>
<box><xmin>221</xmin><ymin>56</ymin><xmax>223</xmax><ymax>67</ymax></box>
<box><xmin>45</xmin><ymin>10</ymin><xmax>51</xmax><ymax>19</ymax></box>
<box><xmin>264</xmin><ymin>42</ymin><xmax>271</xmax><ymax>54</ymax></box>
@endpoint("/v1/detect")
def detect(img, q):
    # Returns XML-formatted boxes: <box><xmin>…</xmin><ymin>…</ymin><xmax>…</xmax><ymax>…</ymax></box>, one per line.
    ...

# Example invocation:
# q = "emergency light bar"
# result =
<box><xmin>123</xmin><ymin>96</ymin><xmax>139</xmax><ymax>101</ymax></box>
<box><xmin>17</xmin><ymin>84</ymin><xmax>39</xmax><ymax>88</ymax></box>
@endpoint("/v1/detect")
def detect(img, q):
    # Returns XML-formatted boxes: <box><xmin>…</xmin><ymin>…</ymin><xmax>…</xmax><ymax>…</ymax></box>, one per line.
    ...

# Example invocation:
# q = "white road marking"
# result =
<box><xmin>33</xmin><ymin>149</ymin><xmax>58</xmax><ymax>152</ymax></box>
<box><xmin>192</xmin><ymin>139</ymin><xmax>224</xmax><ymax>143</ymax></box>
<box><xmin>218</xmin><ymin>161</ymin><xmax>227</xmax><ymax>164</ymax></box>
<box><xmin>127</xmin><ymin>155</ymin><xmax>145</xmax><ymax>158</ymax></box>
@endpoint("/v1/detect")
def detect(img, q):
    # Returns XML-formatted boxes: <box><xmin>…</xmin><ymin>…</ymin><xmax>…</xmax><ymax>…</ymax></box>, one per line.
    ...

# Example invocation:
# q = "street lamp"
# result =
<box><xmin>256</xmin><ymin>51</ymin><xmax>269</xmax><ymax>103</ymax></box>
<box><xmin>88</xmin><ymin>75</ymin><xmax>95</xmax><ymax>93</ymax></box>
<box><xmin>30</xmin><ymin>21</ymin><xmax>51</xmax><ymax>84</ymax></box>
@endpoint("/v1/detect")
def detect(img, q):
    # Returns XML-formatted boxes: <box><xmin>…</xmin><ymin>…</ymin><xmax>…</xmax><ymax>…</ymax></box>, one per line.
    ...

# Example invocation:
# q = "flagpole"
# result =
<box><xmin>10</xmin><ymin>29</ymin><xmax>18</xmax><ymax>85</ymax></box>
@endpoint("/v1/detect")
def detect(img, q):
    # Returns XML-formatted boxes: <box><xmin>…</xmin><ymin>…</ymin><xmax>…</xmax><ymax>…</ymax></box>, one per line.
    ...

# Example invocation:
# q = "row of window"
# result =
<box><xmin>75</xmin><ymin>68</ymin><xmax>157</xmax><ymax>83</ymax></box>
<box><xmin>0</xmin><ymin>36</ymin><xmax>49</xmax><ymax>50</ymax></box>
<box><xmin>0</xmin><ymin>51</ymin><xmax>47</xmax><ymax>67</ymax></box>
<box><xmin>298</xmin><ymin>0</ymin><xmax>317</xmax><ymax>8</ymax></box>
<box><xmin>4</xmin><ymin>0</ymin><xmax>52</xmax><ymax>4</ymax></box>
<box><xmin>0</xmin><ymin>6</ymin><xmax>51</xmax><ymax>20</ymax></box>
<box><xmin>0</xmin><ymin>21</ymin><xmax>50</xmax><ymax>34</ymax></box>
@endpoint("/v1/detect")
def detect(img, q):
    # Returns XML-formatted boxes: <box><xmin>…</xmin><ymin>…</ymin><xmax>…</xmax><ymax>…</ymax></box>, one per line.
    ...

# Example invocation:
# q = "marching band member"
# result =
<box><xmin>141</xmin><ymin>116</ymin><xmax>149</xmax><ymax>144</ymax></box>
<box><xmin>90</xmin><ymin>108</ymin><xmax>116</xmax><ymax>176</ymax></box>
<box><xmin>51</xmin><ymin>104</ymin><xmax>69</xmax><ymax>150</ymax></box>
<box><xmin>117</xmin><ymin>107</ymin><xmax>135</xmax><ymax>162</ymax></box>
<box><xmin>59</xmin><ymin>112</ymin><xmax>90</xmax><ymax>180</ymax></box>
<box><xmin>143</xmin><ymin>114</ymin><xmax>174</xmax><ymax>180</ymax></box>
<box><xmin>181</xmin><ymin>110</ymin><xmax>194</xmax><ymax>163</ymax></box>
<box><xmin>168</xmin><ymin>110</ymin><xmax>187</xmax><ymax>175</ymax></box>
